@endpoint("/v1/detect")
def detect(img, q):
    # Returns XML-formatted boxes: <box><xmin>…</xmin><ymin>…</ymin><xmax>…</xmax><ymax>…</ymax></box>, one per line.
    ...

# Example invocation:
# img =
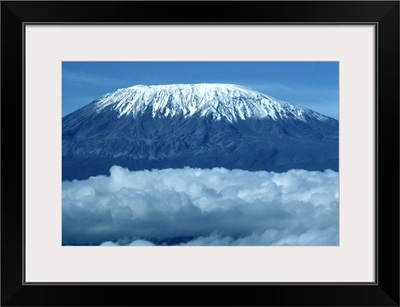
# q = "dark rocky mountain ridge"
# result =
<box><xmin>62</xmin><ymin>84</ymin><xmax>338</xmax><ymax>181</ymax></box>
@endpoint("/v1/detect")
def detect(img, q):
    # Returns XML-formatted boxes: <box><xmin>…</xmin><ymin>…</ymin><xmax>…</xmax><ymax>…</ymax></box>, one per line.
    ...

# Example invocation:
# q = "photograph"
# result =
<box><xmin>62</xmin><ymin>61</ymin><xmax>339</xmax><ymax>247</ymax></box>
<box><xmin>2</xmin><ymin>0</ymin><xmax>398</xmax><ymax>305</ymax></box>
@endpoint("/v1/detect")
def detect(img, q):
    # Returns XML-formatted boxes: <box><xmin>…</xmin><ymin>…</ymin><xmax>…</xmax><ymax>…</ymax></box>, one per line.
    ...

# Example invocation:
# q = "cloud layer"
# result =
<box><xmin>62</xmin><ymin>166</ymin><xmax>338</xmax><ymax>246</ymax></box>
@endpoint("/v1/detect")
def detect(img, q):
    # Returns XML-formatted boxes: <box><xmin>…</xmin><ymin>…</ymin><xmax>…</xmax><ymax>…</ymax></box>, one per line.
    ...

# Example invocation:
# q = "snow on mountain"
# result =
<box><xmin>63</xmin><ymin>83</ymin><xmax>338</xmax><ymax>181</ymax></box>
<box><xmin>92</xmin><ymin>83</ymin><xmax>329</xmax><ymax>123</ymax></box>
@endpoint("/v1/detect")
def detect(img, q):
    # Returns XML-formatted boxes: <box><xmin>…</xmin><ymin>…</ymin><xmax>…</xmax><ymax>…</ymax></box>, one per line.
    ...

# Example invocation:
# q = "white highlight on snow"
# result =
<box><xmin>93</xmin><ymin>84</ymin><xmax>329</xmax><ymax>123</ymax></box>
<box><xmin>62</xmin><ymin>166</ymin><xmax>339</xmax><ymax>246</ymax></box>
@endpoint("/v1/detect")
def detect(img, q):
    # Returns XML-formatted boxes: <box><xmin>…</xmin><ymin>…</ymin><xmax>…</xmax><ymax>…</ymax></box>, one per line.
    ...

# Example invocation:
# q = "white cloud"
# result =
<box><xmin>100</xmin><ymin>239</ymin><xmax>155</xmax><ymax>246</ymax></box>
<box><xmin>62</xmin><ymin>166</ymin><xmax>338</xmax><ymax>246</ymax></box>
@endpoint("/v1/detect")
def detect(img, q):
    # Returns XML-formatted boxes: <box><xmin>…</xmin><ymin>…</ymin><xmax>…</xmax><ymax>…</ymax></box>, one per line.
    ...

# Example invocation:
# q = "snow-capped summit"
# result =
<box><xmin>93</xmin><ymin>83</ymin><xmax>329</xmax><ymax>123</ymax></box>
<box><xmin>63</xmin><ymin>83</ymin><xmax>338</xmax><ymax>181</ymax></box>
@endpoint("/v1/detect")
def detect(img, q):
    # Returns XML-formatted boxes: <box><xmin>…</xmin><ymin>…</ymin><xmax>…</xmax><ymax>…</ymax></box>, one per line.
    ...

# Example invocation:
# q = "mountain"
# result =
<box><xmin>62</xmin><ymin>83</ymin><xmax>338</xmax><ymax>181</ymax></box>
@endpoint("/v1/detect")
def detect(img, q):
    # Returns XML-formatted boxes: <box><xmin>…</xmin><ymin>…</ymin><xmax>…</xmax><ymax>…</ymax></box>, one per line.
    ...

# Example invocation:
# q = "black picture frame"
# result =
<box><xmin>1</xmin><ymin>1</ymin><xmax>399</xmax><ymax>306</ymax></box>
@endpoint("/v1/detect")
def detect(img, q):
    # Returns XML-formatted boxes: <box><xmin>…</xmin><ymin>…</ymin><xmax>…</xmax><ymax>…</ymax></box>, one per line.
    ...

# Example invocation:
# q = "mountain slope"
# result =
<box><xmin>92</xmin><ymin>83</ymin><xmax>329</xmax><ymax>123</ymax></box>
<box><xmin>62</xmin><ymin>84</ymin><xmax>338</xmax><ymax>181</ymax></box>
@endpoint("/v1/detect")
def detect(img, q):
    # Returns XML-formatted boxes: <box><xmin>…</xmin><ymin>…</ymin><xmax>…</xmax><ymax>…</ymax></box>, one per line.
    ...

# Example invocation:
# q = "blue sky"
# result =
<box><xmin>62</xmin><ymin>62</ymin><xmax>339</xmax><ymax>119</ymax></box>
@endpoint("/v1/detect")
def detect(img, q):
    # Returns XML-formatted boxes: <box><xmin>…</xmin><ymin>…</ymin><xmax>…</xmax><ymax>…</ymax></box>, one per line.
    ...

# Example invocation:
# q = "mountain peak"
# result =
<box><xmin>63</xmin><ymin>83</ymin><xmax>338</xmax><ymax>181</ymax></box>
<box><xmin>92</xmin><ymin>83</ymin><xmax>330</xmax><ymax>123</ymax></box>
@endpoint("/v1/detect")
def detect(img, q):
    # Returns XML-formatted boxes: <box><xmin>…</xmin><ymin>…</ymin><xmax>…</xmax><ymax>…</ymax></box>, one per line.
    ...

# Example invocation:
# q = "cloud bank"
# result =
<box><xmin>62</xmin><ymin>166</ymin><xmax>338</xmax><ymax>246</ymax></box>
